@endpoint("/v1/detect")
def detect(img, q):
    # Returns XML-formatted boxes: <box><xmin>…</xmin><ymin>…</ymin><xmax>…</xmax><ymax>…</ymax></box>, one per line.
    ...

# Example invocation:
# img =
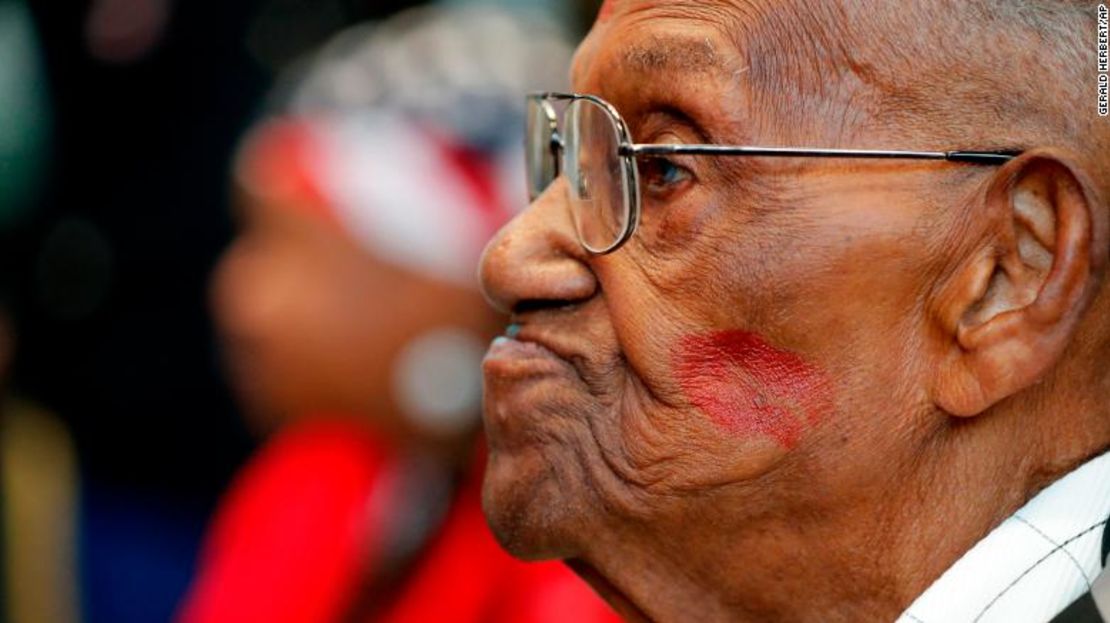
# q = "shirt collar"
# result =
<box><xmin>898</xmin><ymin>451</ymin><xmax>1110</xmax><ymax>623</ymax></box>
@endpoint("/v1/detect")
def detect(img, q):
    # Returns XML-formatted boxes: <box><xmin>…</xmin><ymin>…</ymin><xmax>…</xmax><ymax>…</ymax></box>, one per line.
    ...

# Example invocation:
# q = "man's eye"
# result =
<box><xmin>640</xmin><ymin>158</ymin><xmax>692</xmax><ymax>196</ymax></box>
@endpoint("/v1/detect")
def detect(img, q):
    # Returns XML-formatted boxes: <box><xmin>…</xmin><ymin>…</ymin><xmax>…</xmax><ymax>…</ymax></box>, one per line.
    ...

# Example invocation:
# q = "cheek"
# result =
<box><xmin>672</xmin><ymin>330</ymin><xmax>834</xmax><ymax>449</ymax></box>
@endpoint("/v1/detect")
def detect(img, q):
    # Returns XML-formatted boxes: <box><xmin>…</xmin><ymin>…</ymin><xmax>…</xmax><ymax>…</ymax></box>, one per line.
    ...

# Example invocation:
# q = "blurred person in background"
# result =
<box><xmin>179</xmin><ymin>6</ymin><xmax>617</xmax><ymax>623</ymax></box>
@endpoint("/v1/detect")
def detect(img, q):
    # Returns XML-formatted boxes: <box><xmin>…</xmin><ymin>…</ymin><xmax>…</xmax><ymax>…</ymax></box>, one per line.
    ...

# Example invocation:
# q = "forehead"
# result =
<box><xmin>572</xmin><ymin>1</ymin><xmax>744</xmax><ymax>89</ymax></box>
<box><xmin>569</xmin><ymin>2</ymin><xmax>748</xmax><ymax>137</ymax></box>
<box><xmin>570</xmin><ymin>0</ymin><xmax>887</xmax><ymax>144</ymax></box>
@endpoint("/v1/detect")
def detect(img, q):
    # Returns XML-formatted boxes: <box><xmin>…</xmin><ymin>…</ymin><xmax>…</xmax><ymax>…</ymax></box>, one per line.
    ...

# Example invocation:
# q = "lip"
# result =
<box><xmin>482</xmin><ymin>336</ymin><xmax>571</xmax><ymax>380</ymax></box>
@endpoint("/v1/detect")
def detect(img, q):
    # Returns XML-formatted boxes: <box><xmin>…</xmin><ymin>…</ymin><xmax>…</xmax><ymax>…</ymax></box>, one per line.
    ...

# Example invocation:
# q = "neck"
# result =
<box><xmin>573</xmin><ymin>420</ymin><xmax>1084</xmax><ymax>622</ymax></box>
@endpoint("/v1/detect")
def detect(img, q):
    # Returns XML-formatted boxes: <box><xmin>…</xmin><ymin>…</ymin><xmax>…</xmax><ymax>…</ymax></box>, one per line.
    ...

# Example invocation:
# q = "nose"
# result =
<box><xmin>479</xmin><ymin>178</ymin><xmax>598</xmax><ymax>315</ymax></box>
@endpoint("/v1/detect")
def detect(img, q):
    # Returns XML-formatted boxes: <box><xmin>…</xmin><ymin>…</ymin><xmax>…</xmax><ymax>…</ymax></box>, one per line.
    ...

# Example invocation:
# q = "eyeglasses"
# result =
<box><xmin>526</xmin><ymin>92</ymin><xmax>1022</xmax><ymax>255</ymax></box>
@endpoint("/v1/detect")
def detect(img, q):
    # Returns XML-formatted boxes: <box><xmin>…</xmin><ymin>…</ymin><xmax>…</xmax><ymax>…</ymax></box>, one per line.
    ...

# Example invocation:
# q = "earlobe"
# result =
<box><xmin>933</xmin><ymin>150</ymin><xmax>1107</xmax><ymax>417</ymax></box>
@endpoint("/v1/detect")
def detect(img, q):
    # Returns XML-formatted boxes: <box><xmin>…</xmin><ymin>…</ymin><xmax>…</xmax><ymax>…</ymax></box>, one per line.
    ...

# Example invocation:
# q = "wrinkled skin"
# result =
<box><xmin>479</xmin><ymin>1</ymin><xmax>1110</xmax><ymax>621</ymax></box>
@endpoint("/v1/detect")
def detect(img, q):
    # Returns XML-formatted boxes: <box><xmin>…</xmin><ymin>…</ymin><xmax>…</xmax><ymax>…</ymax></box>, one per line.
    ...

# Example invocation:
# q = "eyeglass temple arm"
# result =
<box><xmin>623</xmin><ymin>144</ymin><xmax>1021</xmax><ymax>165</ymax></box>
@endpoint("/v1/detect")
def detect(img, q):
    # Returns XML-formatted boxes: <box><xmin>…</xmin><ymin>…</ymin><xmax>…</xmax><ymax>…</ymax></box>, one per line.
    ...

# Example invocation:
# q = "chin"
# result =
<box><xmin>480</xmin><ymin>348</ymin><xmax>610</xmax><ymax>561</ymax></box>
<box><xmin>481</xmin><ymin>440</ymin><xmax>587</xmax><ymax>561</ymax></box>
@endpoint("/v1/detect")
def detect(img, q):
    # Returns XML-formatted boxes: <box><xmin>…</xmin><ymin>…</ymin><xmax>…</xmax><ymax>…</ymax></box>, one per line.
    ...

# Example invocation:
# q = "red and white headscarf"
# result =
<box><xmin>237</xmin><ymin>5</ymin><xmax>572</xmax><ymax>288</ymax></box>
<box><xmin>237</xmin><ymin>111</ymin><xmax>520</xmax><ymax>288</ymax></box>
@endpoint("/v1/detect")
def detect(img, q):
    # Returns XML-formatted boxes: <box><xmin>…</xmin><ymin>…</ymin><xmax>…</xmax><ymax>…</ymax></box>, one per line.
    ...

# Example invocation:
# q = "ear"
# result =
<box><xmin>932</xmin><ymin>150</ymin><xmax>1108</xmax><ymax>417</ymax></box>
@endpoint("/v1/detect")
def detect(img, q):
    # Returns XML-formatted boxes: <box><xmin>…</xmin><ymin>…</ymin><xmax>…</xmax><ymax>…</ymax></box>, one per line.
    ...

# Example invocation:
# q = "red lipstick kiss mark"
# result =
<box><xmin>673</xmin><ymin>330</ymin><xmax>833</xmax><ymax>449</ymax></box>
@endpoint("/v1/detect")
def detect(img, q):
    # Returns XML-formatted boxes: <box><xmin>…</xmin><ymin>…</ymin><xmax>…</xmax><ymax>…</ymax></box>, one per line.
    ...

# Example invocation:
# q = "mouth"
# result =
<box><xmin>482</xmin><ymin>315</ymin><xmax>609</xmax><ymax>447</ymax></box>
<box><xmin>481</xmin><ymin>335</ymin><xmax>571</xmax><ymax>380</ymax></box>
<box><xmin>481</xmin><ymin>329</ymin><xmax>587</xmax><ymax>445</ymax></box>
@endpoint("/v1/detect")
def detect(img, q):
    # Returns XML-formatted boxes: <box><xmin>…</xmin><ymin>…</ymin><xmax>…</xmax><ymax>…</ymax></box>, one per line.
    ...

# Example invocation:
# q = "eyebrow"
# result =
<box><xmin>619</xmin><ymin>35</ymin><xmax>735</xmax><ymax>80</ymax></box>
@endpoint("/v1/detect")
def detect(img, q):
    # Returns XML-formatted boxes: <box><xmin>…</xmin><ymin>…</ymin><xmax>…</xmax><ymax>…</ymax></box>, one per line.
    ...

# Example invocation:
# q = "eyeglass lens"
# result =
<box><xmin>525</xmin><ymin>99</ymin><xmax>558</xmax><ymax>201</ymax></box>
<box><xmin>525</xmin><ymin>97</ymin><xmax>632</xmax><ymax>254</ymax></box>
<box><xmin>566</xmin><ymin>99</ymin><xmax>629</xmax><ymax>253</ymax></box>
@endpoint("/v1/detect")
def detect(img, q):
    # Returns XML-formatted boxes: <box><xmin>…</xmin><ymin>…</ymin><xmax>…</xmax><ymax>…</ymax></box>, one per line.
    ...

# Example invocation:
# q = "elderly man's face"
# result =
<box><xmin>480</xmin><ymin>0</ymin><xmax>978</xmax><ymax>559</ymax></box>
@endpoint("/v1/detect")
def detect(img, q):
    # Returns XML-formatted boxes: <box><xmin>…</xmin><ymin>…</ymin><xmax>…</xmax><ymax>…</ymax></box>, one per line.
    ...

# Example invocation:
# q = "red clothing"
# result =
<box><xmin>178</xmin><ymin>420</ymin><xmax>618</xmax><ymax>623</ymax></box>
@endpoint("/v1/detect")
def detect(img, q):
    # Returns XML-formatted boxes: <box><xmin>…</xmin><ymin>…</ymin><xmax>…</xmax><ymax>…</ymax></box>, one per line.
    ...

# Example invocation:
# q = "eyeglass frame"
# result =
<box><xmin>527</xmin><ymin>91</ymin><xmax>1024</xmax><ymax>255</ymax></box>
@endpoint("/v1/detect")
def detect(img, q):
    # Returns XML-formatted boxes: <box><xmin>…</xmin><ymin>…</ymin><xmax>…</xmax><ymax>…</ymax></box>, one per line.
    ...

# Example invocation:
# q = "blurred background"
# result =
<box><xmin>0</xmin><ymin>1</ymin><xmax>603</xmax><ymax>622</ymax></box>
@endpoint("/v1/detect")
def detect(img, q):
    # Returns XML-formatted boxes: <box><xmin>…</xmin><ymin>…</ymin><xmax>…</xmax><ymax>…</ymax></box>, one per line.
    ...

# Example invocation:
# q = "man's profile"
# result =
<box><xmin>478</xmin><ymin>1</ymin><xmax>1110</xmax><ymax>621</ymax></box>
